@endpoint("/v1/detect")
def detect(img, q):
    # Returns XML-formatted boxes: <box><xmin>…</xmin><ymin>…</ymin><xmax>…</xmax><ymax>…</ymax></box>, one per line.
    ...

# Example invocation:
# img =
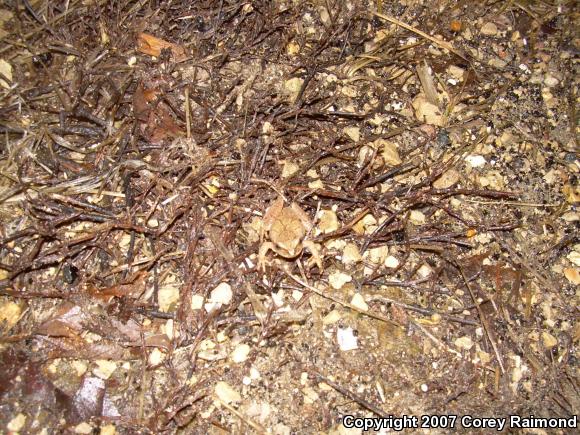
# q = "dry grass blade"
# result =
<box><xmin>374</xmin><ymin>11</ymin><xmax>470</xmax><ymax>62</ymax></box>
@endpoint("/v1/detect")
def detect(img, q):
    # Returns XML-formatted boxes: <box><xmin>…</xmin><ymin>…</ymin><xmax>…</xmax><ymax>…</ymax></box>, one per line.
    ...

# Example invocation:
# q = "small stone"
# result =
<box><xmin>284</xmin><ymin>77</ymin><xmax>304</xmax><ymax>103</ymax></box>
<box><xmin>489</xmin><ymin>58</ymin><xmax>507</xmax><ymax>69</ymax></box>
<box><xmin>567</xmin><ymin>251</ymin><xmax>580</xmax><ymax>267</ymax></box>
<box><xmin>544</xmin><ymin>74</ymin><xmax>559</xmax><ymax>87</ymax></box>
<box><xmin>100</xmin><ymin>424</ymin><xmax>117</xmax><ymax>435</ymax></box>
<box><xmin>384</xmin><ymin>255</ymin><xmax>399</xmax><ymax>269</ymax></box>
<box><xmin>7</xmin><ymin>413</ymin><xmax>26</xmax><ymax>432</ymax></box>
<box><xmin>454</xmin><ymin>336</ymin><xmax>474</xmax><ymax>350</ymax></box>
<box><xmin>478</xmin><ymin>351</ymin><xmax>492</xmax><ymax>364</ymax></box>
<box><xmin>191</xmin><ymin>294</ymin><xmax>204</xmax><ymax>310</ymax></box>
<box><xmin>281</xmin><ymin>161</ymin><xmax>299</xmax><ymax>178</ymax></box>
<box><xmin>417</xmin><ymin>264</ymin><xmax>433</xmax><ymax>278</ymax></box>
<box><xmin>561</xmin><ymin>212</ymin><xmax>579</xmax><ymax>222</ymax></box>
<box><xmin>329</xmin><ymin>271</ymin><xmax>352</xmax><ymax>290</ymax></box>
<box><xmin>350</xmin><ymin>293</ymin><xmax>368</xmax><ymax>311</ymax></box>
<box><xmin>158</xmin><ymin>279</ymin><xmax>180</xmax><ymax>312</ymax></box>
<box><xmin>481</xmin><ymin>22</ymin><xmax>498</xmax><ymax>36</ymax></box>
<box><xmin>465</xmin><ymin>154</ymin><xmax>486</xmax><ymax>168</ymax></box>
<box><xmin>380</xmin><ymin>140</ymin><xmax>402</xmax><ymax>166</ymax></box>
<box><xmin>271</xmin><ymin>290</ymin><xmax>284</xmax><ymax>307</ymax></box>
<box><xmin>433</xmin><ymin>169</ymin><xmax>460</xmax><ymax>189</ymax></box>
<box><xmin>75</xmin><ymin>422</ymin><xmax>93</xmax><ymax>434</ymax></box>
<box><xmin>149</xmin><ymin>348</ymin><xmax>165</xmax><ymax>365</ymax></box>
<box><xmin>478</xmin><ymin>170</ymin><xmax>505</xmax><ymax>189</ymax></box>
<box><xmin>341</xmin><ymin>85</ymin><xmax>358</xmax><ymax>98</ymax></box>
<box><xmin>412</xmin><ymin>94</ymin><xmax>444</xmax><ymax>126</ymax></box>
<box><xmin>342</xmin><ymin>243</ymin><xmax>362</xmax><ymax>265</ymax></box>
<box><xmin>409</xmin><ymin>210</ymin><xmax>426</xmax><ymax>225</ymax></box>
<box><xmin>352</xmin><ymin>212</ymin><xmax>377</xmax><ymax>235</ymax></box>
<box><xmin>0</xmin><ymin>59</ymin><xmax>12</xmax><ymax>89</ymax></box>
<box><xmin>322</xmin><ymin>310</ymin><xmax>341</xmax><ymax>325</ymax></box>
<box><xmin>344</xmin><ymin>126</ymin><xmax>361</xmax><ymax>142</ymax></box>
<box><xmin>318</xmin><ymin>209</ymin><xmax>339</xmax><ymax>233</ymax></box>
<box><xmin>72</xmin><ymin>360</ymin><xmax>88</xmax><ymax>376</ymax></box>
<box><xmin>541</xmin><ymin>331</ymin><xmax>558</xmax><ymax>349</ymax></box>
<box><xmin>262</xmin><ymin>121</ymin><xmax>274</xmax><ymax>135</ymax></box>
<box><xmin>214</xmin><ymin>381</ymin><xmax>242</xmax><ymax>404</ymax></box>
<box><xmin>367</xmin><ymin>245</ymin><xmax>389</xmax><ymax>264</ymax></box>
<box><xmin>210</xmin><ymin>282</ymin><xmax>233</xmax><ymax>305</ymax></box>
<box><xmin>358</xmin><ymin>145</ymin><xmax>374</xmax><ymax>167</ymax></box>
<box><xmin>563</xmin><ymin>183</ymin><xmax>580</xmax><ymax>203</ymax></box>
<box><xmin>337</xmin><ymin>327</ymin><xmax>358</xmax><ymax>351</ymax></box>
<box><xmin>0</xmin><ymin>301</ymin><xmax>22</xmax><ymax>331</ymax></box>
<box><xmin>286</xmin><ymin>41</ymin><xmax>300</xmax><ymax>56</ymax></box>
<box><xmin>563</xmin><ymin>268</ymin><xmax>580</xmax><ymax>285</ymax></box>
<box><xmin>230</xmin><ymin>343</ymin><xmax>250</xmax><ymax>363</ymax></box>
<box><xmin>93</xmin><ymin>360</ymin><xmax>117</xmax><ymax>380</ymax></box>
<box><xmin>448</xmin><ymin>65</ymin><xmax>465</xmax><ymax>81</ymax></box>
<box><xmin>303</xmin><ymin>386</ymin><xmax>319</xmax><ymax>404</ymax></box>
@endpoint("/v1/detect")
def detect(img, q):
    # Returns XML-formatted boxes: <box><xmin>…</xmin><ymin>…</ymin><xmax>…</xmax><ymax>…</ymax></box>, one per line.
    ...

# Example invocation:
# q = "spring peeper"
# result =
<box><xmin>258</xmin><ymin>197</ymin><xmax>322</xmax><ymax>271</ymax></box>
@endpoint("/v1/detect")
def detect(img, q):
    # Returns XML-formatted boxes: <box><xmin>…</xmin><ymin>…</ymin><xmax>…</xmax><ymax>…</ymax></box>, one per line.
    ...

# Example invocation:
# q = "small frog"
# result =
<box><xmin>258</xmin><ymin>197</ymin><xmax>322</xmax><ymax>271</ymax></box>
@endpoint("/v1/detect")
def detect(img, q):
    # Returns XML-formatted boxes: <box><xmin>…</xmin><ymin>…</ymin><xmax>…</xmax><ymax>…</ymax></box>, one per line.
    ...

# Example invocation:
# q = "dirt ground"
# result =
<box><xmin>0</xmin><ymin>0</ymin><xmax>578</xmax><ymax>434</ymax></box>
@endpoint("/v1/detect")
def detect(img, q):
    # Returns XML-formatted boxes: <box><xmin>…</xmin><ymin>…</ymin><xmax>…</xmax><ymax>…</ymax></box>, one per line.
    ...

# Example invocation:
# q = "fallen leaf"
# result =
<box><xmin>36</xmin><ymin>303</ymin><xmax>88</xmax><ymax>338</ymax></box>
<box><xmin>136</xmin><ymin>33</ymin><xmax>187</xmax><ymax>61</ymax></box>
<box><xmin>0</xmin><ymin>58</ymin><xmax>12</xmax><ymax>88</ymax></box>
<box><xmin>0</xmin><ymin>300</ymin><xmax>23</xmax><ymax>332</ymax></box>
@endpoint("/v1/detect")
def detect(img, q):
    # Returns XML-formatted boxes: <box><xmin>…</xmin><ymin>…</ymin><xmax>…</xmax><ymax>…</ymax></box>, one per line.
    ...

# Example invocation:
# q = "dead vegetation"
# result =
<box><xmin>0</xmin><ymin>0</ymin><xmax>578</xmax><ymax>433</ymax></box>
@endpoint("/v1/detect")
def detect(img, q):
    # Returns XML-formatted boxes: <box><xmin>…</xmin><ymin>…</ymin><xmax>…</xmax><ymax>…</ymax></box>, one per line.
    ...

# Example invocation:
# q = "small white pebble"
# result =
<box><xmin>292</xmin><ymin>290</ymin><xmax>303</xmax><ymax>301</ymax></box>
<box><xmin>350</xmin><ymin>293</ymin><xmax>369</xmax><ymax>311</ymax></box>
<box><xmin>421</xmin><ymin>383</ymin><xmax>429</xmax><ymax>392</ymax></box>
<box><xmin>230</xmin><ymin>344</ymin><xmax>250</xmax><ymax>363</ymax></box>
<box><xmin>210</xmin><ymin>282</ymin><xmax>233</xmax><ymax>305</ymax></box>
<box><xmin>337</xmin><ymin>327</ymin><xmax>358</xmax><ymax>351</ymax></box>
<box><xmin>74</xmin><ymin>422</ymin><xmax>93</xmax><ymax>434</ymax></box>
<box><xmin>384</xmin><ymin>255</ymin><xmax>400</xmax><ymax>268</ymax></box>
<box><xmin>214</xmin><ymin>381</ymin><xmax>241</xmax><ymax>404</ymax></box>
<box><xmin>7</xmin><ymin>414</ymin><xmax>26</xmax><ymax>432</ymax></box>
<box><xmin>465</xmin><ymin>154</ymin><xmax>486</xmax><ymax>168</ymax></box>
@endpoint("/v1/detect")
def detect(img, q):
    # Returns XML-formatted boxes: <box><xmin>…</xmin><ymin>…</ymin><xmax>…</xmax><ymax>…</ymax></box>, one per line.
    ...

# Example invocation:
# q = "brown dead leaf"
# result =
<box><xmin>144</xmin><ymin>334</ymin><xmax>171</xmax><ymax>350</ymax></box>
<box><xmin>92</xmin><ymin>271</ymin><xmax>148</xmax><ymax>301</ymax></box>
<box><xmin>137</xmin><ymin>33</ymin><xmax>188</xmax><ymax>62</ymax></box>
<box><xmin>133</xmin><ymin>80</ymin><xmax>184</xmax><ymax>144</ymax></box>
<box><xmin>36</xmin><ymin>303</ymin><xmax>88</xmax><ymax>338</ymax></box>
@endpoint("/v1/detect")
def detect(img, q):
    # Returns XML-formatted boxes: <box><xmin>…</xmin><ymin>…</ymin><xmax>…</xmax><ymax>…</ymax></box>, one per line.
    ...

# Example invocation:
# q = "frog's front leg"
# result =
<box><xmin>258</xmin><ymin>242</ymin><xmax>275</xmax><ymax>271</ymax></box>
<box><xmin>303</xmin><ymin>240</ymin><xmax>323</xmax><ymax>270</ymax></box>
